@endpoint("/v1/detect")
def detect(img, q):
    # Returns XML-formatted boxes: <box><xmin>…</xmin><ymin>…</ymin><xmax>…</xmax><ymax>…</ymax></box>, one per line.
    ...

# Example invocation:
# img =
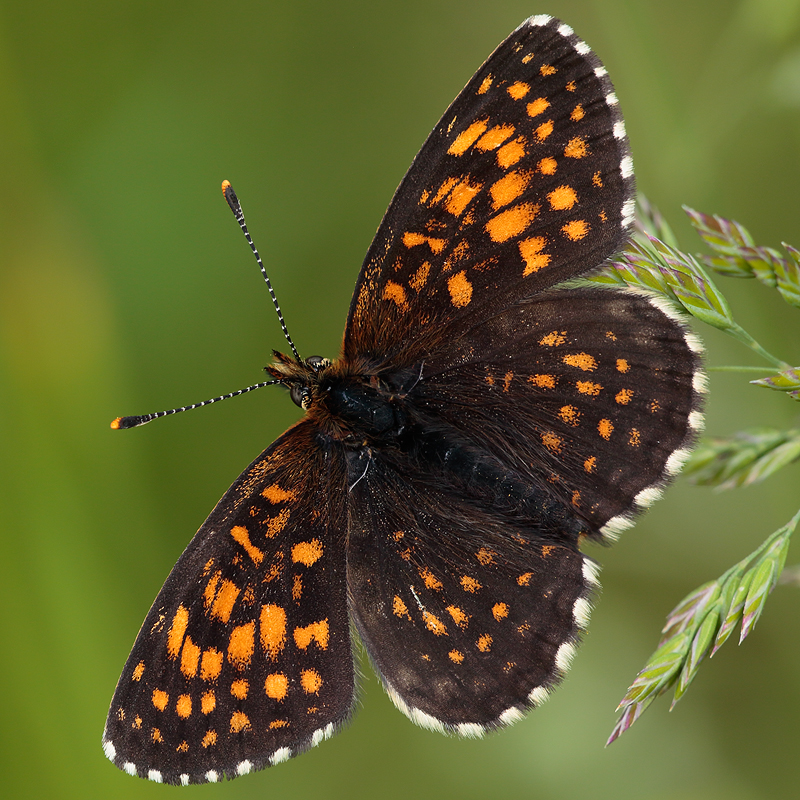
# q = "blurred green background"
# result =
<box><xmin>2</xmin><ymin>0</ymin><xmax>799</xmax><ymax>797</ymax></box>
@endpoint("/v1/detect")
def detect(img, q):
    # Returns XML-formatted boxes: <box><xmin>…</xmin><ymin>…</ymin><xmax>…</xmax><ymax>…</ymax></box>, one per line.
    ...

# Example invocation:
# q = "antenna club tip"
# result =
<box><xmin>111</xmin><ymin>415</ymin><xmax>145</xmax><ymax>429</ymax></box>
<box><xmin>222</xmin><ymin>180</ymin><xmax>240</xmax><ymax>214</ymax></box>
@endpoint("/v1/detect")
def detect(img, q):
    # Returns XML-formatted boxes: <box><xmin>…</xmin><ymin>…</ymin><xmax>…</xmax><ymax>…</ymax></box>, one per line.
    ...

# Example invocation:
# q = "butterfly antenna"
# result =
<box><xmin>222</xmin><ymin>180</ymin><xmax>301</xmax><ymax>363</ymax></box>
<box><xmin>111</xmin><ymin>381</ymin><xmax>280</xmax><ymax>429</ymax></box>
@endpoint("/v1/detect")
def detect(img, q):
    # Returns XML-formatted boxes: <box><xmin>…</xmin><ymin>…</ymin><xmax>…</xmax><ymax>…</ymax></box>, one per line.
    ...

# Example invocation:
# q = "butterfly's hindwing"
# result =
<box><xmin>345</xmin><ymin>16</ymin><xmax>634</xmax><ymax>362</ymax></box>
<box><xmin>414</xmin><ymin>287</ymin><xmax>705</xmax><ymax>536</ymax></box>
<box><xmin>103</xmin><ymin>422</ymin><xmax>354</xmax><ymax>785</ymax></box>
<box><xmin>346</xmin><ymin>451</ymin><xmax>596</xmax><ymax>730</ymax></box>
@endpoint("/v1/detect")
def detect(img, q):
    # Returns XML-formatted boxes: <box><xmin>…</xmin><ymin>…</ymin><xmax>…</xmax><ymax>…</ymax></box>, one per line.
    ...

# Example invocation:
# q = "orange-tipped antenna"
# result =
<box><xmin>222</xmin><ymin>180</ymin><xmax>301</xmax><ymax>363</ymax></box>
<box><xmin>111</xmin><ymin>380</ymin><xmax>280</xmax><ymax>429</ymax></box>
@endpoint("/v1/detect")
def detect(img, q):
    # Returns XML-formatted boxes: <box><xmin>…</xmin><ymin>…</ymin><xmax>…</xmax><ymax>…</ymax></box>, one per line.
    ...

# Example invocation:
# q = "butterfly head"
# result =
<box><xmin>266</xmin><ymin>351</ymin><xmax>332</xmax><ymax>410</ymax></box>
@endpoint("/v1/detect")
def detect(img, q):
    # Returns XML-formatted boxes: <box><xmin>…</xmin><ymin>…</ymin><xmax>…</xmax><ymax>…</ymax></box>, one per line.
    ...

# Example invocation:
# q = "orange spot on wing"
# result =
<box><xmin>201</xmin><ymin>691</ymin><xmax>216</xmax><ymax>714</ymax></box>
<box><xmin>485</xmin><ymin>202</ymin><xmax>538</xmax><ymax>242</ymax></box>
<box><xmin>227</xmin><ymin>622</ymin><xmax>255</xmax><ymax>670</ymax></box>
<box><xmin>460</xmin><ymin>576</ymin><xmax>481</xmax><ymax>593</ymax></box>
<box><xmin>446</xmin><ymin>605</ymin><xmax>469</xmax><ymax>628</ymax></box>
<box><xmin>301</xmin><ymin>669</ymin><xmax>323</xmax><ymax>694</ymax></box>
<box><xmin>294</xmin><ymin>620</ymin><xmax>330</xmax><ymax>650</ymax></box>
<box><xmin>542</xmin><ymin>432</ymin><xmax>562</xmax><ymax>453</ymax></box>
<box><xmin>210</xmin><ymin>578</ymin><xmax>239</xmax><ymax>624</ymax></box>
<box><xmin>201</xmin><ymin>730</ymin><xmax>217</xmax><ymax>748</ymax></box>
<box><xmin>448</xmin><ymin>119</ymin><xmax>489</xmax><ymax>155</ymax></box>
<box><xmin>535</xmin><ymin>120</ymin><xmax>554</xmax><ymax>141</ymax></box>
<box><xmin>478</xmin><ymin>74</ymin><xmax>493</xmax><ymax>94</ymax></box>
<box><xmin>382</xmin><ymin>280</ymin><xmax>409</xmax><ymax>311</ymax></box>
<box><xmin>490</xmin><ymin>170</ymin><xmax>531</xmax><ymax>209</ymax></box>
<box><xmin>231</xmin><ymin>679</ymin><xmax>248</xmax><ymax>699</ymax></box>
<box><xmin>448</xmin><ymin>271</ymin><xmax>473</xmax><ymax>307</ymax></box>
<box><xmin>262</xmin><ymin>484</ymin><xmax>296</xmax><ymax>504</ymax></box>
<box><xmin>527</xmin><ymin>97</ymin><xmax>549</xmax><ymax>117</ymax></box>
<box><xmin>475</xmin><ymin>123</ymin><xmax>516</xmax><ymax>151</ymax></box>
<box><xmin>180</xmin><ymin>636</ymin><xmax>200</xmax><ymax>678</ymax></box>
<box><xmin>565</xmin><ymin>136</ymin><xmax>588</xmax><ymax>158</ymax></box>
<box><xmin>230</xmin><ymin>711</ymin><xmax>251</xmax><ymax>733</ymax></box>
<box><xmin>291</xmin><ymin>539</ymin><xmax>323</xmax><ymax>566</ymax></box>
<box><xmin>419</xmin><ymin>567</ymin><xmax>443</xmax><ymax>590</ymax></box>
<box><xmin>476</xmin><ymin>547</ymin><xmax>496</xmax><ymax>565</ymax></box>
<box><xmin>562</xmin><ymin>219</ymin><xmax>589</xmax><ymax>240</ymax></box>
<box><xmin>616</xmin><ymin>358</ymin><xmax>630</xmax><ymax>373</ymax></box>
<box><xmin>449</xmin><ymin>650</ymin><xmax>465</xmax><ymax>664</ymax></box>
<box><xmin>132</xmin><ymin>661</ymin><xmax>145</xmax><ymax>681</ymax></box>
<box><xmin>176</xmin><ymin>694</ymin><xmax>192</xmax><ymax>719</ymax></box>
<box><xmin>497</xmin><ymin>137</ymin><xmax>526</xmax><ymax>168</ymax></box>
<box><xmin>539</xmin><ymin>331</ymin><xmax>566</xmax><ymax>347</ymax></box>
<box><xmin>265</xmin><ymin>507</ymin><xmax>290</xmax><ymax>537</ymax></box>
<box><xmin>477</xmin><ymin>634</ymin><xmax>493</xmax><ymax>652</ymax></box>
<box><xmin>402</xmin><ymin>231</ymin><xmax>445</xmax><ymax>253</ymax></box>
<box><xmin>423</xmin><ymin>611</ymin><xmax>448</xmax><ymax>635</ymax></box>
<box><xmin>393</xmin><ymin>595</ymin><xmax>411</xmax><ymax>619</ymax></box>
<box><xmin>540</xmin><ymin>64</ymin><xmax>556</xmax><ymax>76</ymax></box>
<box><xmin>230</xmin><ymin>525</ymin><xmax>264</xmax><ymax>566</ymax></box>
<box><xmin>563</xmin><ymin>353</ymin><xmax>597</xmax><ymax>371</ymax></box>
<box><xmin>629</xmin><ymin>428</ymin><xmax>641</xmax><ymax>446</ymax></box>
<box><xmin>409</xmin><ymin>261</ymin><xmax>431</xmax><ymax>292</ymax></box>
<box><xmin>260</xmin><ymin>604</ymin><xmax>287</xmax><ymax>660</ymax></box>
<box><xmin>570</xmin><ymin>104</ymin><xmax>585</xmax><ymax>121</ymax></box>
<box><xmin>492</xmin><ymin>603</ymin><xmax>509</xmax><ymax>620</ymax></box>
<box><xmin>167</xmin><ymin>605</ymin><xmax>189</xmax><ymax>659</ymax></box>
<box><xmin>445</xmin><ymin>178</ymin><xmax>483</xmax><ymax>216</ymax></box>
<box><xmin>616</xmin><ymin>389</ymin><xmax>634</xmax><ymax>405</ymax></box>
<box><xmin>265</xmin><ymin>673</ymin><xmax>289</xmax><ymax>700</ymax></box>
<box><xmin>538</xmin><ymin>157</ymin><xmax>557</xmax><ymax>175</ymax></box>
<box><xmin>529</xmin><ymin>373</ymin><xmax>556</xmax><ymax>388</ymax></box>
<box><xmin>200</xmin><ymin>648</ymin><xmax>223</xmax><ymax>681</ymax></box>
<box><xmin>433</xmin><ymin>177</ymin><xmax>458</xmax><ymax>203</ymax></box>
<box><xmin>559</xmin><ymin>405</ymin><xmax>580</xmax><ymax>425</ymax></box>
<box><xmin>519</xmin><ymin>236</ymin><xmax>550</xmax><ymax>275</ymax></box>
<box><xmin>151</xmin><ymin>689</ymin><xmax>169</xmax><ymax>711</ymax></box>
<box><xmin>548</xmin><ymin>185</ymin><xmax>578</xmax><ymax>210</ymax></box>
<box><xmin>584</xmin><ymin>456</ymin><xmax>596</xmax><ymax>473</ymax></box>
<box><xmin>598</xmin><ymin>419</ymin><xmax>614</xmax><ymax>439</ymax></box>
<box><xmin>577</xmin><ymin>380</ymin><xmax>603</xmax><ymax>396</ymax></box>
<box><xmin>507</xmin><ymin>81</ymin><xmax>530</xmax><ymax>99</ymax></box>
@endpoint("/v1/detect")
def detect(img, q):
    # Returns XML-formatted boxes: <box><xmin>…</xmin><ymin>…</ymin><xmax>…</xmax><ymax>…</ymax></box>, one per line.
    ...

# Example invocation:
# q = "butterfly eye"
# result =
<box><xmin>306</xmin><ymin>356</ymin><xmax>331</xmax><ymax>372</ymax></box>
<box><xmin>289</xmin><ymin>384</ymin><xmax>312</xmax><ymax>409</ymax></box>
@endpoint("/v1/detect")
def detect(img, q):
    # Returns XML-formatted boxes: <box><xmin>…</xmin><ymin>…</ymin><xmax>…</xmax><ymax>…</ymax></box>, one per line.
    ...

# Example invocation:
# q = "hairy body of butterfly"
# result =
<box><xmin>104</xmin><ymin>15</ymin><xmax>704</xmax><ymax>785</ymax></box>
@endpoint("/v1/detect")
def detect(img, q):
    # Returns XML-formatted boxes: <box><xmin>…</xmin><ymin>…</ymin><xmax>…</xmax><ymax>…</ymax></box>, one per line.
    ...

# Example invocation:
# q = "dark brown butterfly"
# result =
<box><xmin>103</xmin><ymin>15</ymin><xmax>703</xmax><ymax>785</ymax></box>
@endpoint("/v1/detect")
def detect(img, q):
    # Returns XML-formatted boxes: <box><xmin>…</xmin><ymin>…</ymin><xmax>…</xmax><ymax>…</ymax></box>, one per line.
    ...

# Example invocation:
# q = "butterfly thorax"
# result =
<box><xmin>266</xmin><ymin>350</ymin><xmax>414</xmax><ymax>446</ymax></box>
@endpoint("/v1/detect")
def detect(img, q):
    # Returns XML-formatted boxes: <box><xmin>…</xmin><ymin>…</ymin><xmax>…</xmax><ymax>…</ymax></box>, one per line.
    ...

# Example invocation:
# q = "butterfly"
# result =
<box><xmin>103</xmin><ymin>15</ymin><xmax>704</xmax><ymax>785</ymax></box>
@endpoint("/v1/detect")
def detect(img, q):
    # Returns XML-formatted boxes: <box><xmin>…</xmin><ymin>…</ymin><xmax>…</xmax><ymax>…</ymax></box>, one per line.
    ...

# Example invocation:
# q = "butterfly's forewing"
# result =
<box><xmin>103</xmin><ymin>421</ymin><xmax>354</xmax><ymax>785</ymax></box>
<box><xmin>346</xmin><ymin>447</ymin><xmax>597</xmax><ymax>730</ymax></box>
<box><xmin>345</xmin><ymin>16</ymin><xmax>634</xmax><ymax>363</ymax></box>
<box><xmin>416</xmin><ymin>287</ymin><xmax>704</xmax><ymax>538</ymax></box>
